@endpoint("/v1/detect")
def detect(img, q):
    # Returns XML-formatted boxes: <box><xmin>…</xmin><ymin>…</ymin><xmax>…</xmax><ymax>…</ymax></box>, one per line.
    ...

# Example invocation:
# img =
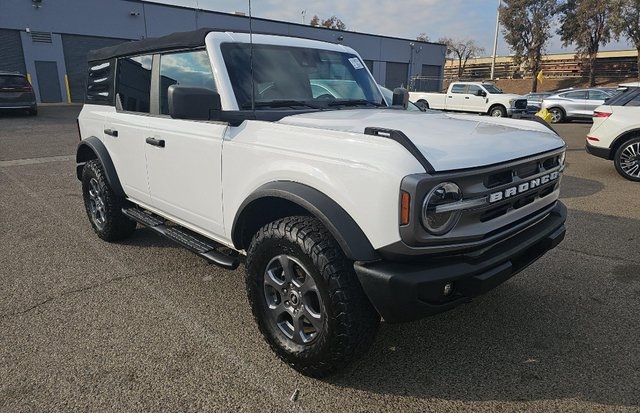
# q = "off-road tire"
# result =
<box><xmin>81</xmin><ymin>159</ymin><xmax>136</xmax><ymax>241</ymax></box>
<box><xmin>245</xmin><ymin>216</ymin><xmax>380</xmax><ymax>377</ymax></box>
<box><xmin>614</xmin><ymin>137</ymin><xmax>640</xmax><ymax>182</ymax></box>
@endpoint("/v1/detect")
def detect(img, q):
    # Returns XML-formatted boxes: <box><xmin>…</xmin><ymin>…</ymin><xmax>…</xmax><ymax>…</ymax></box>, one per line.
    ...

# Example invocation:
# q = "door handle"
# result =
<box><xmin>104</xmin><ymin>128</ymin><xmax>118</xmax><ymax>137</ymax></box>
<box><xmin>465</xmin><ymin>97</ymin><xmax>470</xmax><ymax>99</ymax></box>
<box><xmin>146</xmin><ymin>137</ymin><xmax>165</xmax><ymax>148</ymax></box>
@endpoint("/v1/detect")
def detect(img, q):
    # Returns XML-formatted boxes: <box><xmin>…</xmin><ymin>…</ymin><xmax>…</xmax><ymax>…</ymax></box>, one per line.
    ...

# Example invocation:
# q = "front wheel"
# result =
<box><xmin>245</xmin><ymin>216</ymin><xmax>380</xmax><ymax>377</ymax></box>
<box><xmin>614</xmin><ymin>137</ymin><xmax>640</xmax><ymax>181</ymax></box>
<box><xmin>489</xmin><ymin>105</ymin><xmax>507</xmax><ymax>117</ymax></box>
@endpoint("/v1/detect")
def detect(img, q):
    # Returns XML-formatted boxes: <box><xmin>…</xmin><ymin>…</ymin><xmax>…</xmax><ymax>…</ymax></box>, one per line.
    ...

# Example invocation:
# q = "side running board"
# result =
<box><xmin>122</xmin><ymin>207</ymin><xmax>240</xmax><ymax>270</ymax></box>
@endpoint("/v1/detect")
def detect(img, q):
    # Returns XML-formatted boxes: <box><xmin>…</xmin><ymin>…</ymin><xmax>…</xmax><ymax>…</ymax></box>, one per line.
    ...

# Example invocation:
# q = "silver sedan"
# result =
<box><xmin>541</xmin><ymin>88</ymin><xmax>617</xmax><ymax>123</ymax></box>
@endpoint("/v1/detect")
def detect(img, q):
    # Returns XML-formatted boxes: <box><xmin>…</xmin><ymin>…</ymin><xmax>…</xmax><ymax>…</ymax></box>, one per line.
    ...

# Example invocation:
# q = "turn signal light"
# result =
<box><xmin>400</xmin><ymin>191</ymin><xmax>410</xmax><ymax>225</ymax></box>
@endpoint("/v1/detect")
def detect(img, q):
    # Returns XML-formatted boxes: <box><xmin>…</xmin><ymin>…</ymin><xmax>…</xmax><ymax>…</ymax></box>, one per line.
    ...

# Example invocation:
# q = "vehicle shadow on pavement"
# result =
<box><xmin>559</xmin><ymin>175</ymin><xmax>604</xmax><ymax>198</ymax></box>
<box><xmin>329</xmin><ymin>209</ymin><xmax>640</xmax><ymax>408</ymax></box>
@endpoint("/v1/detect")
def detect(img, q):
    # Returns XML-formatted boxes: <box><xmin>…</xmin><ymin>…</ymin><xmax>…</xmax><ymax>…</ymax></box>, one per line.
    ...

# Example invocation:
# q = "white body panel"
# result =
<box><xmin>279</xmin><ymin>109</ymin><xmax>564</xmax><ymax>171</ymax></box>
<box><xmin>221</xmin><ymin>121</ymin><xmax>423</xmax><ymax>249</ymax></box>
<box><xmin>144</xmin><ymin>117</ymin><xmax>227</xmax><ymax>236</ymax></box>
<box><xmin>588</xmin><ymin>105</ymin><xmax>640</xmax><ymax>149</ymax></box>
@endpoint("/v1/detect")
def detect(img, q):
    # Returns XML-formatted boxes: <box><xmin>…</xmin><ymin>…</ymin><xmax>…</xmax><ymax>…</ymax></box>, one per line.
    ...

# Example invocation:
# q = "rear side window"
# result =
<box><xmin>625</xmin><ymin>92</ymin><xmax>640</xmax><ymax>107</ymax></box>
<box><xmin>159</xmin><ymin>50</ymin><xmax>215</xmax><ymax>115</ymax></box>
<box><xmin>0</xmin><ymin>76</ymin><xmax>29</xmax><ymax>88</ymax></box>
<box><xmin>587</xmin><ymin>90</ymin><xmax>610</xmax><ymax>100</ymax></box>
<box><xmin>562</xmin><ymin>91</ymin><xmax>587</xmax><ymax>99</ymax></box>
<box><xmin>607</xmin><ymin>87</ymin><xmax>640</xmax><ymax>107</ymax></box>
<box><xmin>450</xmin><ymin>84</ymin><xmax>466</xmax><ymax>94</ymax></box>
<box><xmin>116</xmin><ymin>54</ymin><xmax>152</xmax><ymax>113</ymax></box>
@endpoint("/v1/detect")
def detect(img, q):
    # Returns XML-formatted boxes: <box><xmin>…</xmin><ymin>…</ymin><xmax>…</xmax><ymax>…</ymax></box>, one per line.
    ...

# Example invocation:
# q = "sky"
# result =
<box><xmin>150</xmin><ymin>0</ymin><xmax>633</xmax><ymax>57</ymax></box>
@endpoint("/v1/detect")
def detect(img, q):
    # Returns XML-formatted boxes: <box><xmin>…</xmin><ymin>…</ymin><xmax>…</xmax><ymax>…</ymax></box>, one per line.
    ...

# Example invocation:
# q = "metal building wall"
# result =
<box><xmin>62</xmin><ymin>35</ymin><xmax>126</xmax><ymax>102</ymax></box>
<box><xmin>0</xmin><ymin>29</ymin><xmax>26</xmax><ymax>74</ymax></box>
<box><xmin>0</xmin><ymin>0</ymin><xmax>446</xmax><ymax>99</ymax></box>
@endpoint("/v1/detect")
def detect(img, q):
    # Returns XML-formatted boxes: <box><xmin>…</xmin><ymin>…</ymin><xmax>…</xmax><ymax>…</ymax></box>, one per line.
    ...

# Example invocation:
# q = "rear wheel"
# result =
<box><xmin>245</xmin><ymin>216</ymin><xmax>380</xmax><ymax>377</ymax></box>
<box><xmin>416</xmin><ymin>99</ymin><xmax>429</xmax><ymax>110</ymax></box>
<box><xmin>614</xmin><ymin>137</ymin><xmax>640</xmax><ymax>182</ymax></box>
<box><xmin>548</xmin><ymin>107</ymin><xmax>565</xmax><ymax>123</ymax></box>
<box><xmin>81</xmin><ymin>159</ymin><xmax>136</xmax><ymax>241</ymax></box>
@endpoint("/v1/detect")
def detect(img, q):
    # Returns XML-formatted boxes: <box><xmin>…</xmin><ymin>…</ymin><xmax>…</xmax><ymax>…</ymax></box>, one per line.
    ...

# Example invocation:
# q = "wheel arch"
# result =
<box><xmin>488</xmin><ymin>103</ymin><xmax>507</xmax><ymax>115</ymax></box>
<box><xmin>610</xmin><ymin>129</ymin><xmax>640</xmax><ymax>161</ymax></box>
<box><xmin>231</xmin><ymin>181</ymin><xmax>379</xmax><ymax>262</ymax></box>
<box><xmin>76</xmin><ymin>136</ymin><xmax>126</xmax><ymax>198</ymax></box>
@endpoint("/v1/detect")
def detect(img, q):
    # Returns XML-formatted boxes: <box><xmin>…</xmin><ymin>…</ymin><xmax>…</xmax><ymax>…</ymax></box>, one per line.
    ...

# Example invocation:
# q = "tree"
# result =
<box><xmin>611</xmin><ymin>0</ymin><xmax>640</xmax><ymax>80</ymax></box>
<box><xmin>558</xmin><ymin>0</ymin><xmax>613</xmax><ymax>86</ymax></box>
<box><xmin>416</xmin><ymin>33</ymin><xmax>430</xmax><ymax>42</ymax></box>
<box><xmin>309</xmin><ymin>15</ymin><xmax>347</xmax><ymax>30</ymax></box>
<box><xmin>438</xmin><ymin>37</ymin><xmax>485</xmax><ymax>78</ymax></box>
<box><xmin>500</xmin><ymin>0</ymin><xmax>559</xmax><ymax>92</ymax></box>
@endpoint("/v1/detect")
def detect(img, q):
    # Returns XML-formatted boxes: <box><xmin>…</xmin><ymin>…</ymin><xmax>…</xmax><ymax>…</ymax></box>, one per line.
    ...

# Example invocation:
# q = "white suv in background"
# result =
<box><xmin>586</xmin><ymin>86</ymin><xmax>640</xmax><ymax>181</ymax></box>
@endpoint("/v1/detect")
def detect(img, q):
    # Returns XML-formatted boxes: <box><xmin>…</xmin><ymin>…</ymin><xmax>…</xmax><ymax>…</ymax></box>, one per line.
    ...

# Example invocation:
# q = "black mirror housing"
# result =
<box><xmin>168</xmin><ymin>85</ymin><xmax>221</xmax><ymax>120</ymax></box>
<box><xmin>392</xmin><ymin>87</ymin><xmax>409</xmax><ymax>109</ymax></box>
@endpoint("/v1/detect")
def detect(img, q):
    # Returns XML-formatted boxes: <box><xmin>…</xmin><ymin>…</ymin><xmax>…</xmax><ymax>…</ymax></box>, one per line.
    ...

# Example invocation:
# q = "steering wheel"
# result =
<box><xmin>315</xmin><ymin>93</ymin><xmax>336</xmax><ymax>101</ymax></box>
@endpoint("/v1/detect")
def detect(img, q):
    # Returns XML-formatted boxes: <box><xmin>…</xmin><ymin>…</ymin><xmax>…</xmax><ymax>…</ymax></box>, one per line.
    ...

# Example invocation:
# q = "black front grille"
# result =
<box><xmin>514</xmin><ymin>99</ymin><xmax>527</xmax><ymax>109</ymax></box>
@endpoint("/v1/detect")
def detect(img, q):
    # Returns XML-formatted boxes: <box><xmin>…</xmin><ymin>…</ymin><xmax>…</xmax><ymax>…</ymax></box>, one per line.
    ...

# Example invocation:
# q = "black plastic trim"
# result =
<box><xmin>75</xmin><ymin>136</ymin><xmax>126</xmax><ymax>198</ymax></box>
<box><xmin>364</xmin><ymin>127</ymin><xmax>435</xmax><ymax>173</ymax></box>
<box><xmin>232</xmin><ymin>181</ymin><xmax>378</xmax><ymax>261</ymax></box>
<box><xmin>354</xmin><ymin>201</ymin><xmax>566</xmax><ymax>323</ymax></box>
<box><xmin>585</xmin><ymin>141</ymin><xmax>611</xmax><ymax>160</ymax></box>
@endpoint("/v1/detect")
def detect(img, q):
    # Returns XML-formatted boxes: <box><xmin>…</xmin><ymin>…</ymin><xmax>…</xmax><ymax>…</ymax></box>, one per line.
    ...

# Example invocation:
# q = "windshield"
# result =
<box><xmin>482</xmin><ymin>84</ymin><xmax>503</xmax><ymax>94</ymax></box>
<box><xmin>221</xmin><ymin>43</ymin><xmax>384</xmax><ymax>110</ymax></box>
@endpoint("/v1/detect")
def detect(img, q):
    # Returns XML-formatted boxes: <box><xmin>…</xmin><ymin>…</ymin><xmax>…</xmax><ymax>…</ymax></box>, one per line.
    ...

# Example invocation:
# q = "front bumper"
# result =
<box><xmin>354</xmin><ymin>201</ymin><xmax>567</xmax><ymax>323</ymax></box>
<box><xmin>585</xmin><ymin>141</ymin><xmax>611</xmax><ymax>160</ymax></box>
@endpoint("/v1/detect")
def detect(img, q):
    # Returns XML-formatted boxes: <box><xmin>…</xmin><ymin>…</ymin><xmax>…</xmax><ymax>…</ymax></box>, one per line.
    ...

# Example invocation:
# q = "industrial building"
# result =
<box><xmin>0</xmin><ymin>0</ymin><xmax>446</xmax><ymax>103</ymax></box>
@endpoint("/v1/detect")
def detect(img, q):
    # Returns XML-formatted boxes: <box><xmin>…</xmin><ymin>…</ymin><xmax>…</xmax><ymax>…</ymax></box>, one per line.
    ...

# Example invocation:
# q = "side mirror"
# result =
<box><xmin>168</xmin><ymin>85</ymin><xmax>221</xmax><ymax>120</ymax></box>
<box><xmin>392</xmin><ymin>87</ymin><xmax>409</xmax><ymax>109</ymax></box>
<box><xmin>477</xmin><ymin>89</ymin><xmax>487</xmax><ymax>97</ymax></box>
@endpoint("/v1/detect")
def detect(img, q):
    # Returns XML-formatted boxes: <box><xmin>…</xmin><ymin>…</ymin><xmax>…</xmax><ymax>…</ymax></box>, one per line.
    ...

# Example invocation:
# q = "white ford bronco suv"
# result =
<box><xmin>77</xmin><ymin>29</ymin><xmax>567</xmax><ymax>377</ymax></box>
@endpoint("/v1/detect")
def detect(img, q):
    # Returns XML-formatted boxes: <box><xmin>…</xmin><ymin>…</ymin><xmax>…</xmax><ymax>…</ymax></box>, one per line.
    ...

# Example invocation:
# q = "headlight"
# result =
<box><xmin>559</xmin><ymin>151</ymin><xmax>566</xmax><ymax>167</ymax></box>
<box><xmin>422</xmin><ymin>182</ymin><xmax>463</xmax><ymax>235</ymax></box>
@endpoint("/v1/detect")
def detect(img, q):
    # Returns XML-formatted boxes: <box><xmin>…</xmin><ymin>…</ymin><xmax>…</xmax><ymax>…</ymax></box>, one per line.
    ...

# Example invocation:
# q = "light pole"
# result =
<box><xmin>490</xmin><ymin>0</ymin><xmax>501</xmax><ymax>80</ymax></box>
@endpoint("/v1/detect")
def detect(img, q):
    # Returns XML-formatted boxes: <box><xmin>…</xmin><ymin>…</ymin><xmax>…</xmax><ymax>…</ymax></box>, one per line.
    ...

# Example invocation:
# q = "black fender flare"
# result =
<box><xmin>232</xmin><ymin>181</ymin><xmax>379</xmax><ymax>262</ymax></box>
<box><xmin>76</xmin><ymin>136</ymin><xmax>126</xmax><ymax>198</ymax></box>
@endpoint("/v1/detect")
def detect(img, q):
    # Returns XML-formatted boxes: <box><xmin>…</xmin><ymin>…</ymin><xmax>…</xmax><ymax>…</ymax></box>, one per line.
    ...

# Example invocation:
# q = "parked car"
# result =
<box><xmin>0</xmin><ymin>72</ymin><xmax>37</xmax><ymax>115</ymax></box>
<box><xmin>586</xmin><ymin>86</ymin><xmax>640</xmax><ymax>181</ymax></box>
<box><xmin>541</xmin><ymin>88</ymin><xmax>616</xmax><ymax>123</ymax></box>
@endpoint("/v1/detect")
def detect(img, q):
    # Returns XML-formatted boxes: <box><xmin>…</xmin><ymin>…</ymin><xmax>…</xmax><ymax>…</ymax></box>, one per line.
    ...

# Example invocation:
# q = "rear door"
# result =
<box><xmin>446</xmin><ymin>83</ymin><xmax>467</xmax><ymax>110</ymax></box>
<box><xmin>102</xmin><ymin>54</ymin><xmax>154</xmax><ymax>206</ymax></box>
<box><xmin>561</xmin><ymin>90</ymin><xmax>588</xmax><ymax>117</ymax></box>
<box><xmin>585</xmin><ymin>90</ymin><xmax>612</xmax><ymax>116</ymax></box>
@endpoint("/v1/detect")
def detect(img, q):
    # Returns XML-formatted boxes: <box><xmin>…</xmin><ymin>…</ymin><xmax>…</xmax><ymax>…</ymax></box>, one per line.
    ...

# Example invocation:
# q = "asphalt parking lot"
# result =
<box><xmin>1</xmin><ymin>106</ymin><xmax>639</xmax><ymax>412</ymax></box>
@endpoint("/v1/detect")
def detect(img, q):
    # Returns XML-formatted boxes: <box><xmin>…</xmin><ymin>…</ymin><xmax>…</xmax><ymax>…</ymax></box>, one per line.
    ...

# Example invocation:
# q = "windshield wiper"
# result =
<box><xmin>326</xmin><ymin>99</ymin><xmax>384</xmax><ymax>108</ymax></box>
<box><xmin>241</xmin><ymin>100</ymin><xmax>324</xmax><ymax>110</ymax></box>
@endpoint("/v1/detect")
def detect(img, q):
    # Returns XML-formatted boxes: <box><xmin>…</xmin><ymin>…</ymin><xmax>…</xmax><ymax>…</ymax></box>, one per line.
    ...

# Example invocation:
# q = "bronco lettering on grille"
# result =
<box><xmin>489</xmin><ymin>171</ymin><xmax>560</xmax><ymax>203</ymax></box>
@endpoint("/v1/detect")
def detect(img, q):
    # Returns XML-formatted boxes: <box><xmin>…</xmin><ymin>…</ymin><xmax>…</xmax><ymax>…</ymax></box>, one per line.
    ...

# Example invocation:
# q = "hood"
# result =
<box><xmin>278</xmin><ymin>109</ymin><xmax>565</xmax><ymax>172</ymax></box>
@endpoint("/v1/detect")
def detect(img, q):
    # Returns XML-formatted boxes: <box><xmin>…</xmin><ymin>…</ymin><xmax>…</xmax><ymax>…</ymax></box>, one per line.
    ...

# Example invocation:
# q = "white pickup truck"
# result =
<box><xmin>410</xmin><ymin>81</ymin><xmax>528</xmax><ymax>117</ymax></box>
